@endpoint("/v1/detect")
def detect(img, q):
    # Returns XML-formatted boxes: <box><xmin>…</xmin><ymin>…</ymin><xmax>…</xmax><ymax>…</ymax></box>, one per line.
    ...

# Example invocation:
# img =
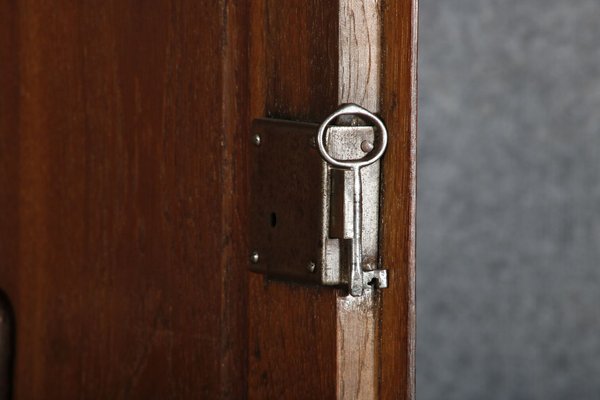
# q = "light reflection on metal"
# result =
<box><xmin>249</xmin><ymin>103</ymin><xmax>389</xmax><ymax>297</ymax></box>
<box><xmin>317</xmin><ymin>104</ymin><xmax>388</xmax><ymax>296</ymax></box>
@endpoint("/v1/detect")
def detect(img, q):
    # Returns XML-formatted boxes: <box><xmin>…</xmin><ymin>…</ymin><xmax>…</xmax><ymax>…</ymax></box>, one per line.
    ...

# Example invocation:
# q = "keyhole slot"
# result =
<box><xmin>270</xmin><ymin>212</ymin><xmax>277</xmax><ymax>227</ymax></box>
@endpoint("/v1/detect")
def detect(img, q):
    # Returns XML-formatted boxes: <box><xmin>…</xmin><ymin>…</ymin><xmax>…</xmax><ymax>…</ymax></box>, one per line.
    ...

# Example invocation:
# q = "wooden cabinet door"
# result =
<box><xmin>0</xmin><ymin>1</ymin><xmax>416</xmax><ymax>399</ymax></box>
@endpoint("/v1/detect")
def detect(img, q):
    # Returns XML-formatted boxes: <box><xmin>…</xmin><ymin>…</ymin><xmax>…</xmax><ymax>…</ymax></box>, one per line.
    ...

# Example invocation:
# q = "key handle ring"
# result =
<box><xmin>317</xmin><ymin>103</ymin><xmax>388</xmax><ymax>169</ymax></box>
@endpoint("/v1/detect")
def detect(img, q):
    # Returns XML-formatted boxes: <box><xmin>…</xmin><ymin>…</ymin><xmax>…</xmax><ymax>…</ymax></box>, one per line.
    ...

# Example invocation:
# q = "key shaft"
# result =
<box><xmin>350</xmin><ymin>166</ymin><xmax>364</xmax><ymax>296</ymax></box>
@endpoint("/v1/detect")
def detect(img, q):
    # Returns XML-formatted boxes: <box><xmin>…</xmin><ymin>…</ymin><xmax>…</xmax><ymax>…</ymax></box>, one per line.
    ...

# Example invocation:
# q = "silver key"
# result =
<box><xmin>317</xmin><ymin>104</ymin><xmax>388</xmax><ymax>296</ymax></box>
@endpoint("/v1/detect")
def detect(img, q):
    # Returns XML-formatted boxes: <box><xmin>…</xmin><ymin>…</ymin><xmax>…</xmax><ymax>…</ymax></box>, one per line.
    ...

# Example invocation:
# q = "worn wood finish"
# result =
<box><xmin>247</xmin><ymin>1</ymin><xmax>339</xmax><ymax>399</ymax></box>
<box><xmin>339</xmin><ymin>0</ymin><xmax>381</xmax><ymax>111</ymax></box>
<box><xmin>0</xmin><ymin>1</ymin><xmax>248</xmax><ymax>398</ymax></box>
<box><xmin>336</xmin><ymin>1</ymin><xmax>381</xmax><ymax>399</ymax></box>
<box><xmin>380</xmin><ymin>0</ymin><xmax>419</xmax><ymax>399</ymax></box>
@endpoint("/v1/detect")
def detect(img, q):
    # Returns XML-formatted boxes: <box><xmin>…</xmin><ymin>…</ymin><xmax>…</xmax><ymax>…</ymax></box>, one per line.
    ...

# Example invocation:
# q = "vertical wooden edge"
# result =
<box><xmin>221</xmin><ymin>1</ymin><xmax>250</xmax><ymax>398</ymax></box>
<box><xmin>380</xmin><ymin>0</ymin><xmax>418</xmax><ymax>399</ymax></box>
<box><xmin>0</xmin><ymin>15</ymin><xmax>19</xmax><ymax>395</ymax></box>
<box><xmin>0</xmin><ymin>0</ymin><xmax>20</xmax><ymax>302</ymax></box>
<box><xmin>337</xmin><ymin>1</ymin><xmax>381</xmax><ymax>399</ymax></box>
<box><xmin>336</xmin><ymin>294</ymin><xmax>380</xmax><ymax>399</ymax></box>
<box><xmin>247</xmin><ymin>0</ymin><xmax>267</xmax><ymax>396</ymax></box>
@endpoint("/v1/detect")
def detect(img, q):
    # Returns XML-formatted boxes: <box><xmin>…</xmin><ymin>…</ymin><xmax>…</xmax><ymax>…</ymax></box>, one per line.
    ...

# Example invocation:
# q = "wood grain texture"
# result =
<box><xmin>337</xmin><ymin>294</ymin><xmax>378</xmax><ymax>399</ymax></box>
<box><xmin>337</xmin><ymin>1</ymin><xmax>381</xmax><ymax>399</ymax></box>
<box><xmin>379</xmin><ymin>0</ymin><xmax>419</xmax><ymax>399</ymax></box>
<box><xmin>0</xmin><ymin>1</ymin><xmax>248</xmax><ymax>398</ymax></box>
<box><xmin>339</xmin><ymin>0</ymin><xmax>381</xmax><ymax>112</ymax></box>
<box><xmin>247</xmin><ymin>1</ymin><xmax>339</xmax><ymax>399</ymax></box>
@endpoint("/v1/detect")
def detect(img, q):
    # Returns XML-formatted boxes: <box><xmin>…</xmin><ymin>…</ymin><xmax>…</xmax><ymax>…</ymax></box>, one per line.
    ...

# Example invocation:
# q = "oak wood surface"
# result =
<box><xmin>336</xmin><ymin>1</ymin><xmax>381</xmax><ymax>398</ymax></box>
<box><xmin>0</xmin><ymin>1</ymin><xmax>248</xmax><ymax>398</ymax></box>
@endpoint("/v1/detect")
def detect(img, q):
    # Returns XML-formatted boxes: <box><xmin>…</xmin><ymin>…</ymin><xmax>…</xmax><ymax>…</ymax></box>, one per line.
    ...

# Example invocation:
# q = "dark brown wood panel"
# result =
<box><xmin>0</xmin><ymin>1</ymin><xmax>247</xmax><ymax>398</ymax></box>
<box><xmin>0</xmin><ymin>0</ymin><xmax>20</xmax><ymax>323</ymax></box>
<box><xmin>254</xmin><ymin>0</ymin><xmax>339</xmax><ymax>122</ymax></box>
<box><xmin>0</xmin><ymin>3</ymin><xmax>18</xmax><ymax>397</ymax></box>
<box><xmin>247</xmin><ymin>0</ymin><xmax>339</xmax><ymax>399</ymax></box>
<box><xmin>379</xmin><ymin>0</ymin><xmax>418</xmax><ymax>399</ymax></box>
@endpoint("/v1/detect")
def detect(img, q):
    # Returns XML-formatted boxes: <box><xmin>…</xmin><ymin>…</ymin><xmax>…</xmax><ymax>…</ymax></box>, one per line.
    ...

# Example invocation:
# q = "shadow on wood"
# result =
<box><xmin>0</xmin><ymin>290</ymin><xmax>13</xmax><ymax>400</ymax></box>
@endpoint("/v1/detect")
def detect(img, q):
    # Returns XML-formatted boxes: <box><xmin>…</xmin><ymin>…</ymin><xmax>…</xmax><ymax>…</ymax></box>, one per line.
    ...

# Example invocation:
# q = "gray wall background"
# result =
<box><xmin>417</xmin><ymin>1</ymin><xmax>600</xmax><ymax>399</ymax></box>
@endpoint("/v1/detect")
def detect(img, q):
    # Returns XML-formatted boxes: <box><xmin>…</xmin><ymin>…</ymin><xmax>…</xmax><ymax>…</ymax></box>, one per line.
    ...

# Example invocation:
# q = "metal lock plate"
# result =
<box><xmin>249</xmin><ymin>119</ymin><xmax>323</xmax><ymax>283</ymax></box>
<box><xmin>250</xmin><ymin>104</ymin><xmax>388</xmax><ymax>295</ymax></box>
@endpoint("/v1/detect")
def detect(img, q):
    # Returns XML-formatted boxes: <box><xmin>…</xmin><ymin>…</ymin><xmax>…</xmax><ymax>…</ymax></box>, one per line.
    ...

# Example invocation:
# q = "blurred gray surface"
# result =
<box><xmin>417</xmin><ymin>1</ymin><xmax>600</xmax><ymax>399</ymax></box>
